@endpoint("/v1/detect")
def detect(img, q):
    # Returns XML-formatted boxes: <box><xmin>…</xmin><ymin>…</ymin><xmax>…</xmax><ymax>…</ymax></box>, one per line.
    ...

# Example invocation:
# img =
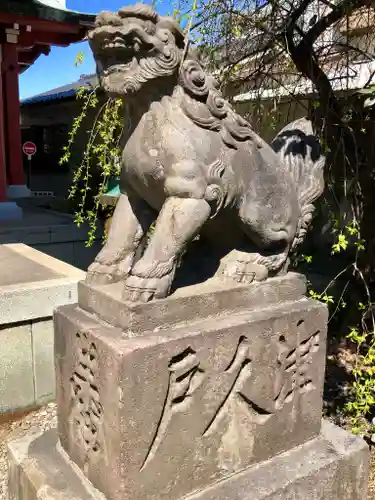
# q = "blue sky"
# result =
<box><xmin>19</xmin><ymin>0</ymin><xmax>173</xmax><ymax>100</ymax></box>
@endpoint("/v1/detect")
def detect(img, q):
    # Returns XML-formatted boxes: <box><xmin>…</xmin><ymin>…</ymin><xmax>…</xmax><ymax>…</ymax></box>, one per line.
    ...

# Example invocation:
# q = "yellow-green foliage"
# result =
<box><xmin>60</xmin><ymin>88</ymin><xmax>123</xmax><ymax>246</ymax></box>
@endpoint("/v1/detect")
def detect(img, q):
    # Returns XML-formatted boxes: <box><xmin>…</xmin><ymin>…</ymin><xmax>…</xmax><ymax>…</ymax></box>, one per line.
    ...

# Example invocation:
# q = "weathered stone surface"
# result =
<box><xmin>0</xmin><ymin>245</ymin><xmax>61</xmax><ymax>287</ymax></box>
<box><xmin>8</xmin><ymin>429</ymin><xmax>104</xmax><ymax>500</ymax></box>
<box><xmin>7</xmin><ymin>421</ymin><xmax>368</xmax><ymax>500</ymax></box>
<box><xmin>54</xmin><ymin>290</ymin><xmax>327</xmax><ymax>500</ymax></box>
<box><xmin>78</xmin><ymin>273</ymin><xmax>307</xmax><ymax>333</ymax></box>
<box><xmin>0</xmin><ymin>324</ymin><xmax>34</xmax><ymax>413</ymax></box>
<box><xmin>32</xmin><ymin>319</ymin><xmax>56</xmax><ymax>404</ymax></box>
<box><xmin>84</xmin><ymin>4</ymin><xmax>325</xmax><ymax>303</ymax></box>
<box><xmin>0</xmin><ymin>243</ymin><xmax>85</xmax><ymax>324</ymax></box>
<box><xmin>0</xmin><ymin>243</ymin><xmax>85</xmax><ymax>414</ymax></box>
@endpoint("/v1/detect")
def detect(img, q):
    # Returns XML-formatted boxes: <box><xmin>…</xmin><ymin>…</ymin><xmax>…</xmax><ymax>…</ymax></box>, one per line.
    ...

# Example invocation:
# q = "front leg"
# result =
<box><xmin>123</xmin><ymin>197</ymin><xmax>211</xmax><ymax>302</ymax></box>
<box><xmin>86</xmin><ymin>192</ymin><xmax>153</xmax><ymax>285</ymax></box>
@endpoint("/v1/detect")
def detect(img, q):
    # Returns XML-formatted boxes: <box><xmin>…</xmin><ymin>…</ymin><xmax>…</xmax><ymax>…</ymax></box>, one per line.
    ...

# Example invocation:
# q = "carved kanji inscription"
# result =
<box><xmin>204</xmin><ymin>336</ymin><xmax>272</xmax><ymax>436</ymax></box>
<box><xmin>70</xmin><ymin>332</ymin><xmax>103</xmax><ymax>469</ymax></box>
<box><xmin>141</xmin><ymin>347</ymin><xmax>205</xmax><ymax>470</ymax></box>
<box><xmin>274</xmin><ymin>320</ymin><xmax>320</xmax><ymax>410</ymax></box>
<box><xmin>141</xmin><ymin>321</ymin><xmax>321</xmax><ymax>470</ymax></box>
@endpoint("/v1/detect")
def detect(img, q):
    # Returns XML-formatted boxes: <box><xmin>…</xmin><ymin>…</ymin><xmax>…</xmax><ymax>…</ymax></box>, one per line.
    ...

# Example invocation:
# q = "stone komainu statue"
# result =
<box><xmin>86</xmin><ymin>4</ymin><xmax>325</xmax><ymax>302</ymax></box>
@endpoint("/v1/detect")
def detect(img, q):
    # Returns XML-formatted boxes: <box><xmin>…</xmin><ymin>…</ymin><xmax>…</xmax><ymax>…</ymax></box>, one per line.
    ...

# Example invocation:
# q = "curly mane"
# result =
<box><xmin>179</xmin><ymin>59</ymin><xmax>265</xmax><ymax>150</ymax></box>
<box><xmin>118</xmin><ymin>4</ymin><xmax>159</xmax><ymax>21</ymax></box>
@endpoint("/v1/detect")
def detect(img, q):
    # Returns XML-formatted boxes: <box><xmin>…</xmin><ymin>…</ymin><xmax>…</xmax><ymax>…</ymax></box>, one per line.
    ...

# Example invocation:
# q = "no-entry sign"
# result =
<box><xmin>22</xmin><ymin>142</ymin><xmax>37</xmax><ymax>157</ymax></box>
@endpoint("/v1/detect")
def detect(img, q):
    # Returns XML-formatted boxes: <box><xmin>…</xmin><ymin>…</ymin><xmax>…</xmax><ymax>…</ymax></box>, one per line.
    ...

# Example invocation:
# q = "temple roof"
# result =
<box><xmin>21</xmin><ymin>74</ymin><xmax>99</xmax><ymax>105</ymax></box>
<box><xmin>1</xmin><ymin>0</ymin><xmax>95</xmax><ymax>26</ymax></box>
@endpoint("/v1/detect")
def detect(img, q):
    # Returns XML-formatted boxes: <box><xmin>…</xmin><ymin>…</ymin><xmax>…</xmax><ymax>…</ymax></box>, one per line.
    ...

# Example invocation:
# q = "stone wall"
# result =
<box><xmin>0</xmin><ymin>319</ymin><xmax>55</xmax><ymax>411</ymax></box>
<box><xmin>0</xmin><ymin>244</ymin><xmax>86</xmax><ymax>414</ymax></box>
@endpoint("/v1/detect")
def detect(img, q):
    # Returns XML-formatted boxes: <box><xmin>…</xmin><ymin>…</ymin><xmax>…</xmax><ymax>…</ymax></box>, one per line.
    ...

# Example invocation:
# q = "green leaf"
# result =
<box><xmin>74</xmin><ymin>51</ymin><xmax>85</xmax><ymax>67</ymax></box>
<box><xmin>332</xmin><ymin>232</ymin><xmax>348</xmax><ymax>254</ymax></box>
<box><xmin>357</xmin><ymin>84</ymin><xmax>375</xmax><ymax>95</ymax></box>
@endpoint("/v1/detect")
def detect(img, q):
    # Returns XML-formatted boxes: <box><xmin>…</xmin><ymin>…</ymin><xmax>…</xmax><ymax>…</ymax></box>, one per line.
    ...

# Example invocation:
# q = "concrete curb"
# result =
<box><xmin>0</xmin><ymin>243</ymin><xmax>85</xmax><ymax>414</ymax></box>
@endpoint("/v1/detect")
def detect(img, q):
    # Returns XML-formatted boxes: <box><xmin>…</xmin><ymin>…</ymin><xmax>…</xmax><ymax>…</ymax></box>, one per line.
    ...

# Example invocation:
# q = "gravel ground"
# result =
<box><xmin>0</xmin><ymin>402</ymin><xmax>374</xmax><ymax>500</ymax></box>
<box><xmin>0</xmin><ymin>403</ymin><xmax>57</xmax><ymax>500</ymax></box>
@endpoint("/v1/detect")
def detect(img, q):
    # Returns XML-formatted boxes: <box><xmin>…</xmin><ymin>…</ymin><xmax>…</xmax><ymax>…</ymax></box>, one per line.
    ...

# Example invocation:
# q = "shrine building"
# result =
<box><xmin>0</xmin><ymin>0</ymin><xmax>94</xmax><ymax>220</ymax></box>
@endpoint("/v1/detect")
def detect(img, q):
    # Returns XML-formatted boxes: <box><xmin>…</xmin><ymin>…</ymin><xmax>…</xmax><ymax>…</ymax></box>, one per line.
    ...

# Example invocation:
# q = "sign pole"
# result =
<box><xmin>22</xmin><ymin>141</ymin><xmax>37</xmax><ymax>191</ymax></box>
<box><xmin>27</xmin><ymin>155</ymin><xmax>32</xmax><ymax>189</ymax></box>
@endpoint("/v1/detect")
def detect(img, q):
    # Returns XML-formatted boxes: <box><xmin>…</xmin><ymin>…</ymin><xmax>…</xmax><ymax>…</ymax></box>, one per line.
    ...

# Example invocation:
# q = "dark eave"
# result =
<box><xmin>18</xmin><ymin>44</ymin><xmax>51</xmax><ymax>73</ymax></box>
<box><xmin>0</xmin><ymin>1</ymin><xmax>95</xmax><ymax>29</ymax></box>
<box><xmin>0</xmin><ymin>2</ymin><xmax>96</xmax><ymax>74</ymax></box>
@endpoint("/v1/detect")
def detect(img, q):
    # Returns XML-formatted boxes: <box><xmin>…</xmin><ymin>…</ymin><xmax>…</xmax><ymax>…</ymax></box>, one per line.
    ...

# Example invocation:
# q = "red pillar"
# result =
<box><xmin>2</xmin><ymin>41</ymin><xmax>25</xmax><ymax>187</ymax></box>
<box><xmin>0</xmin><ymin>44</ymin><xmax>7</xmax><ymax>202</ymax></box>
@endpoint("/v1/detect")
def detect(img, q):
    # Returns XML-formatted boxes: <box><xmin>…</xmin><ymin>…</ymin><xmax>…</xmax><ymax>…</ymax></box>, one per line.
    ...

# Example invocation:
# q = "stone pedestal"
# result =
<box><xmin>7</xmin><ymin>273</ymin><xmax>369</xmax><ymax>500</ymax></box>
<box><xmin>8</xmin><ymin>421</ymin><xmax>368</xmax><ymax>500</ymax></box>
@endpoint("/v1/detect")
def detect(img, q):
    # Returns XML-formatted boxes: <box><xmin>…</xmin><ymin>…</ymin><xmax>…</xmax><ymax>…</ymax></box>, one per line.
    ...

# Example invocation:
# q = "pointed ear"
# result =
<box><xmin>157</xmin><ymin>16</ymin><xmax>186</xmax><ymax>48</ymax></box>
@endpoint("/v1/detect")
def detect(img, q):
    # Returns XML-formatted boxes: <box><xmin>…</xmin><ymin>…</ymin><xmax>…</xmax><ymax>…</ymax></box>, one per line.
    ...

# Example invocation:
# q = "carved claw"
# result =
<box><xmin>86</xmin><ymin>262</ymin><xmax>119</xmax><ymax>285</ymax></box>
<box><xmin>88</xmin><ymin>261</ymin><xmax>117</xmax><ymax>274</ymax></box>
<box><xmin>112</xmin><ymin>254</ymin><xmax>136</xmax><ymax>280</ymax></box>
<box><xmin>86</xmin><ymin>253</ymin><xmax>135</xmax><ymax>286</ymax></box>
<box><xmin>122</xmin><ymin>274</ymin><xmax>173</xmax><ymax>303</ymax></box>
<box><xmin>241</xmin><ymin>263</ymin><xmax>268</xmax><ymax>283</ymax></box>
<box><xmin>216</xmin><ymin>254</ymin><xmax>268</xmax><ymax>285</ymax></box>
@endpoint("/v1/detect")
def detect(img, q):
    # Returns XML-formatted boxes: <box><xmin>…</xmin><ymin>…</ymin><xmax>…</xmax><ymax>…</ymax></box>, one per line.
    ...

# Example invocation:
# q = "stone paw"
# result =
<box><xmin>122</xmin><ymin>274</ymin><xmax>173</xmax><ymax>303</ymax></box>
<box><xmin>237</xmin><ymin>262</ymin><xmax>268</xmax><ymax>283</ymax></box>
<box><xmin>112</xmin><ymin>254</ymin><xmax>134</xmax><ymax>280</ymax></box>
<box><xmin>86</xmin><ymin>262</ymin><xmax>119</xmax><ymax>286</ymax></box>
<box><xmin>86</xmin><ymin>252</ymin><xmax>136</xmax><ymax>286</ymax></box>
<box><xmin>216</xmin><ymin>254</ymin><xmax>268</xmax><ymax>285</ymax></box>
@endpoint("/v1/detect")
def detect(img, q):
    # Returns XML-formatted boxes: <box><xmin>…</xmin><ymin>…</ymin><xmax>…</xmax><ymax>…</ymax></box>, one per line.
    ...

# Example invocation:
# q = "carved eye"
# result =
<box><xmin>145</xmin><ymin>20</ymin><xmax>155</xmax><ymax>34</ymax></box>
<box><xmin>157</xmin><ymin>29</ymin><xmax>170</xmax><ymax>43</ymax></box>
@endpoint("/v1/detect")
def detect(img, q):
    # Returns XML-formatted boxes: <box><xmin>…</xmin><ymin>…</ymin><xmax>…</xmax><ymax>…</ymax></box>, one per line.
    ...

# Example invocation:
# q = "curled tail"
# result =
<box><xmin>271</xmin><ymin>117</ymin><xmax>326</xmax><ymax>251</ymax></box>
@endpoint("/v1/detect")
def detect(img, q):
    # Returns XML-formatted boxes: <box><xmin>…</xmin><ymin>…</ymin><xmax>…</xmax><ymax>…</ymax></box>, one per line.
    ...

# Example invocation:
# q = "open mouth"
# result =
<box><xmin>93</xmin><ymin>34</ymin><xmax>138</xmax><ymax>77</ymax></box>
<box><xmin>102</xmin><ymin>37</ymin><xmax>134</xmax><ymax>52</ymax></box>
<box><xmin>102</xmin><ymin>58</ymin><xmax>137</xmax><ymax>76</ymax></box>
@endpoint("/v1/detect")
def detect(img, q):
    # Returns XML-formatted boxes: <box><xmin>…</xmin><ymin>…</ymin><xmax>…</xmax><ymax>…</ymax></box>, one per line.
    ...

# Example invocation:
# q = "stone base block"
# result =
<box><xmin>8</xmin><ymin>421</ymin><xmax>369</xmax><ymax>500</ymax></box>
<box><xmin>78</xmin><ymin>272</ymin><xmax>307</xmax><ymax>333</ymax></box>
<box><xmin>54</xmin><ymin>293</ymin><xmax>328</xmax><ymax>500</ymax></box>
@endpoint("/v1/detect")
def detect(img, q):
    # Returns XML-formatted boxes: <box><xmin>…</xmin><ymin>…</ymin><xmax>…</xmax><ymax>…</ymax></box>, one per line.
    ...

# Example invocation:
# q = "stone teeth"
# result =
<box><xmin>104</xmin><ymin>62</ymin><xmax>133</xmax><ymax>76</ymax></box>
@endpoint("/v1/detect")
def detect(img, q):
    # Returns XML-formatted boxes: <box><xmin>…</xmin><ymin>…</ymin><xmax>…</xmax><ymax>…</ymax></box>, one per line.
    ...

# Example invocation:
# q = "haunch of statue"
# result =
<box><xmin>86</xmin><ymin>4</ymin><xmax>325</xmax><ymax>302</ymax></box>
